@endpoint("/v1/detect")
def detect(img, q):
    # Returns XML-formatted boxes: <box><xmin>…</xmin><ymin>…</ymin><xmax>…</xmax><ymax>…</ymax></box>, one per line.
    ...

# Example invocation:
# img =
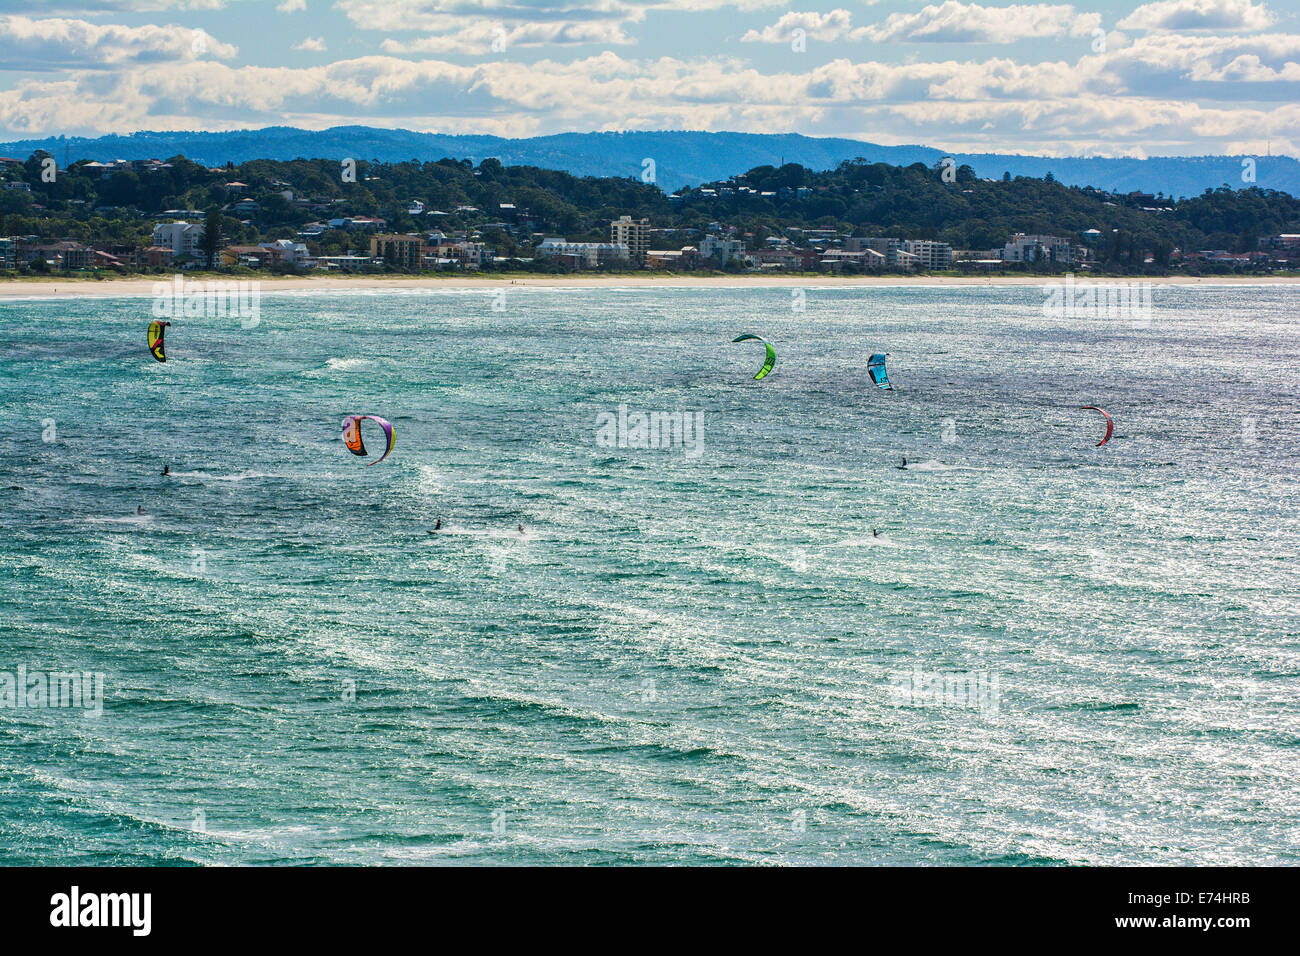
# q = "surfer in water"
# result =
<box><xmin>517</xmin><ymin>523</ymin><xmax>525</xmax><ymax>535</ymax></box>
<box><xmin>872</xmin><ymin>529</ymin><xmax>880</xmax><ymax>537</ymax></box>
<box><xmin>161</xmin><ymin>465</ymin><xmax>170</xmax><ymax>476</ymax></box>
<box><xmin>897</xmin><ymin>457</ymin><xmax>907</xmax><ymax>470</ymax></box>
<box><xmin>428</xmin><ymin>519</ymin><xmax>442</xmax><ymax>534</ymax></box>
<box><xmin>136</xmin><ymin>505</ymin><xmax>146</xmax><ymax>515</ymax></box>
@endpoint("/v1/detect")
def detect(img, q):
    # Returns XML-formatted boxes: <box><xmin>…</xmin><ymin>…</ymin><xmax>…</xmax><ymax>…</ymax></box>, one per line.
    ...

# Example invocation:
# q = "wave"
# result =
<box><xmin>166</xmin><ymin>470</ymin><xmax>273</xmax><ymax>482</ymax></box>
<box><xmin>902</xmin><ymin>460</ymin><xmax>977</xmax><ymax>472</ymax></box>
<box><xmin>837</xmin><ymin>534</ymin><xmax>901</xmax><ymax>548</ymax></box>
<box><xmin>324</xmin><ymin>357</ymin><xmax>371</xmax><ymax>371</ymax></box>
<box><xmin>299</xmin><ymin>357</ymin><xmax>372</xmax><ymax>376</ymax></box>
<box><xmin>428</xmin><ymin>525</ymin><xmax>539</xmax><ymax>541</ymax></box>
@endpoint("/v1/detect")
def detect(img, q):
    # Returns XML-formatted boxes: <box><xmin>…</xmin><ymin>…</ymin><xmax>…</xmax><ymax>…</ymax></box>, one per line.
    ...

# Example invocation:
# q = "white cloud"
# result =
<box><xmin>338</xmin><ymin>0</ymin><xmax>788</xmax><ymax>50</ymax></box>
<box><xmin>380</xmin><ymin>18</ymin><xmax>634</xmax><ymax>54</ymax></box>
<box><xmin>1</xmin><ymin>15</ymin><xmax>1298</xmax><ymax>160</ymax></box>
<box><xmin>336</xmin><ymin>0</ymin><xmax>647</xmax><ymax>35</ymax></box>
<box><xmin>4</xmin><ymin>0</ymin><xmax>227</xmax><ymax>11</ymax></box>
<box><xmin>0</xmin><ymin>47</ymin><xmax>1291</xmax><ymax>144</ymax></box>
<box><xmin>1118</xmin><ymin>0</ymin><xmax>1276</xmax><ymax>33</ymax></box>
<box><xmin>0</xmin><ymin>15</ymin><xmax>236</xmax><ymax>70</ymax></box>
<box><xmin>742</xmin><ymin>10</ymin><xmax>869</xmax><ymax>44</ymax></box>
<box><xmin>293</xmin><ymin>36</ymin><xmax>327</xmax><ymax>51</ymax></box>
<box><xmin>864</xmin><ymin>2</ymin><xmax>1102</xmax><ymax>44</ymax></box>
<box><xmin>277</xmin><ymin>0</ymin><xmax>306</xmax><ymax>12</ymax></box>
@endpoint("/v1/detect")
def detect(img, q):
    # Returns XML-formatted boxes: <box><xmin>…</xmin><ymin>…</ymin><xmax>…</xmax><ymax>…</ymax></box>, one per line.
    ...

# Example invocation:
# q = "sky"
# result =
<box><xmin>0</xmin><ymin>0</ymin><xmax>1297</xmax><ymax>158</ymax></box>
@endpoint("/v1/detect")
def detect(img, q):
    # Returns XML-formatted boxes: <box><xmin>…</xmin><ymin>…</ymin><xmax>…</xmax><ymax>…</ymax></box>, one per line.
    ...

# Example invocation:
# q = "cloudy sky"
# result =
<box><xmin>0</xmin><ymin>0</ymin><xmax>1297</xmax><ymax>158</ymax></box>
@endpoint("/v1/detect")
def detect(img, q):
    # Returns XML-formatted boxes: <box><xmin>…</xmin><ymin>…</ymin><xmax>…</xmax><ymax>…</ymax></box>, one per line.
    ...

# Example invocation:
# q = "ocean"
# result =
<box><xmin>1</xmin><ymin>283</ymin><xmax>1297</xmax><ymax>865</ymax></box>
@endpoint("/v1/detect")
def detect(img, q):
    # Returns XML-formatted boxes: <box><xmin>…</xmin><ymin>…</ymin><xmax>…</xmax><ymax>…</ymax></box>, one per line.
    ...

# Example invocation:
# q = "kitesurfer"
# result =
<box><xmin>517</xmin><ymin>523</ymin><xmax>525</xmax><ymax>534</ymax></box>
<box><xmin>136</xmin><ymin>505</ymin><xmax>145</xmax><ymax>515</ymax></box>
<box><xmin>161</xmin><ymin>465</ymin><xmax>170</xmax><ymax>476</ymax></box>
<box><xmin>427</xmin><ymin>519</ymin><xmax>442</xmax><ymax>534</ymax></box>
<box><xmin>898</xmin><ymin>457</ymin><xmax>907</xmax><ymax>469</ymax></box>
<box><xmin>873</xmin><ymin>529</ymin><xmax>880</xmax><ymax>537</ymax></box>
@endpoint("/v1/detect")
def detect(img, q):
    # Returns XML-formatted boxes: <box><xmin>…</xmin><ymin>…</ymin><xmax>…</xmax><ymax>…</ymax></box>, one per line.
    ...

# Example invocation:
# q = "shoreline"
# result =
<box><xmin>2</xmin><ymin>272</ymin><xmax>1298</xmax><ymax>298</ymax></box>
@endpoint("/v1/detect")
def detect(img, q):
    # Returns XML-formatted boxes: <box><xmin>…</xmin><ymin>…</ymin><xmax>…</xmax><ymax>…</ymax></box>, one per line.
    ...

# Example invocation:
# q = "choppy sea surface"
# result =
<box><xmin>1</xmin><ymin>284</ymin><xmax>1297</xmax><ymax>865</ymax></box>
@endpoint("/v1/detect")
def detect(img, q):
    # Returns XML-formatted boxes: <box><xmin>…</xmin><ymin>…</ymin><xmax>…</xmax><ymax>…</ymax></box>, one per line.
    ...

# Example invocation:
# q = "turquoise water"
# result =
<box><xmin>1</xmin><ymin>284</ymin><xmax>1297</xmax><ymax>865</ymax></box>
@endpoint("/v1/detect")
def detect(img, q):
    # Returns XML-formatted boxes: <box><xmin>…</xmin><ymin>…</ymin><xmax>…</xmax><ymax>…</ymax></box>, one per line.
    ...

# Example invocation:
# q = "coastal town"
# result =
<box><xmin>1</xmin><ymin>153</ymin><xmax>1297</xmax><ymax>277</ymax></box>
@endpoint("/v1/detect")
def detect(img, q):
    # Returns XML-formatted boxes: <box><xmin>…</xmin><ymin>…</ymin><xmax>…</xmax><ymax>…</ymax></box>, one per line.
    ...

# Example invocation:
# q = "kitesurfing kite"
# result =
<box><xmin>341</xmin><ymin>415</ymin><xmax>395</xmax><ymax>465</ymax></box>
<box><xmin>1082</xmin><ymin>406</ymin><xmax>1113</xmax><ymax>447</ymax></box>
<box><xmin>148</xmin><ymin>320</ymin><xmax>170</xmax><ymax>362</ymax></box>
<box><xmin>867</xmin><ymin>353</ymin><xmax>892</xmax><ymax>389</ymax></box>
<box><xmin>732</xmin><ymin>334</ymin><xmax>775</xmax><ymax>380</ymax></box>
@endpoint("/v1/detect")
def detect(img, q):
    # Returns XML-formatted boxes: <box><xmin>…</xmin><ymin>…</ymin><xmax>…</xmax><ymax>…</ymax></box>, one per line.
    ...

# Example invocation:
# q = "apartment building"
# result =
<box><xmin>611</xmin><ymin>215</ymin><xmax>650</xmax><ymax>261</ymax></box>
<box><xmin>537</xmin><ymin>238</ymin><xmax>630</xmax><ymax>268</ymax></box>
<box><xmin>902</xmin><ymin>239</ymin><xmax>954</xmax><ymax>270</ymax></box>
<box><xmin>698</xmin><ymin>236</ymin><xmax>747</xmax><ymax>265</ymax></box>
<box><xmin>370</xmin><ymin>233</ymin><xmax>425</xmax><ymax>269</ymax></box>
<box><xmin>152</xmin><ymin>221</ymin><xmax>206</xmax><ymax>260</ymax></box>
<box><xmin>1002</xmin><ymin>233</ymin><xmax>1075</xmax><ymax>264</ymax></box>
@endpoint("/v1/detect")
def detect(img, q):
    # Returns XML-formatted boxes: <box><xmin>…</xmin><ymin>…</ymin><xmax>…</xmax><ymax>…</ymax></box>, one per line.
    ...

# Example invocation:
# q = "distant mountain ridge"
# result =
<box><xmin>2</xmin><ymin>126</ymin><xmax>1295</xmax><ymax>198</ymax></box>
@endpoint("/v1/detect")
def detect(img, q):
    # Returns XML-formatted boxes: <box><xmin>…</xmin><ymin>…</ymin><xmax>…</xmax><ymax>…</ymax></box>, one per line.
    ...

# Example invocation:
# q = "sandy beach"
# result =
<box><xmin>1</xmin><ymin>272</ymin><xmax>1298</xmax><ymax>298</ymax></box>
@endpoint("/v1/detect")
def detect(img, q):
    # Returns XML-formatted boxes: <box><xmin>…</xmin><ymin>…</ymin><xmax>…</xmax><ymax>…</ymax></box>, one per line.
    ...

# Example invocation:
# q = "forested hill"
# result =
<box><xmin>2</xmin><ymin>127</ymin><xmax>1297</xmax><ymax>197</ymax></box>
<box><xmin>3</xmin><ymin>152</ymin><xmax>1297</xmax><ymax>266</ymax></box>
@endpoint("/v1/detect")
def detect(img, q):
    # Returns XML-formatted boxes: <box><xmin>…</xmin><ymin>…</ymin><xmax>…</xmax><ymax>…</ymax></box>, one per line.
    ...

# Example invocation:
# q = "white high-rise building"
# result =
<box><xmin>611</xmin><ymin>216</ymin><xmax>650</xmax><ymax>261</ymax></box>
<box><xmin>902</xmin><ymin>239</ymin><xmax>954</xmax><ymax>270</ymax></box>
<box><xmin>152</xmin><ymin>221</ymin><xmax>206</xmax><ymax>260</ymax></box>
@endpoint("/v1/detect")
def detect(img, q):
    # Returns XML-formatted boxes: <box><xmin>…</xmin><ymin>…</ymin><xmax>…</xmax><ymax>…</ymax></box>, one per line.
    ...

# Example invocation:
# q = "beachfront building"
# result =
<box><xmin>427</xmin><ymin>241</ymin><xmax>490</xmax><ymax>268</ymax></box>
<box><xmin>646</xmin><ymin>247</ymin><xmax>700</xmax><ymax>270</ymax></box>
<box><xmin>536</xmin><ymin>238</ymin><xmax>630</xmax><ymax>269</ymax></box>
<box><xmin>611</xmin><ymin>216</ymin><xmax>650</xmax><ymax>262</ymax></box>
<box><xmin>153</xmin><ymin>221</ymin><xmax>206</xmax><ymax>261</ymax></box>
<box><xmin>953</xmin><ymin>250</ymin><xmax>1006</xmax><ymax>271</ymax></box>
<box><xmin>19</xmin><ymin>241</ymin><xmax>94</xmax><ymax>270</ymax></box>
<box><xmin>370</xmin><ymin>233</ymin><xmax>425</xmax><ymax>269</ymax></box>
<box><xmin>698</xmin><ymin>236</ymin><xmax>747</xmax><ymax>266</ymax></box>
<box><xmin>221</xmin><ymin>245</ymin><xmax>277</xmax><ymax>268</ymax></box>
<box><xmin>822</xmin><ymin>247</ymin><xmax>886</xmax><ymax>270</ymax></box>
<box><xmin>902</xmin><ymin>239</ymin><xmax>954</xmax><ymax>270</ymax></box>
<box><xmin>1002</xmin><ymin>233</ymin><xmax>1075</xmax><ymax>265</ymax></box>
<box><xmin>846</xmin><ymin>237</ymin><xmax>911</xmax><ymax>269</ymax></box>
<box><xmin>221</xmin><ymin>239</ymin><xmax>315</xmax><ymax>269</ymax></box>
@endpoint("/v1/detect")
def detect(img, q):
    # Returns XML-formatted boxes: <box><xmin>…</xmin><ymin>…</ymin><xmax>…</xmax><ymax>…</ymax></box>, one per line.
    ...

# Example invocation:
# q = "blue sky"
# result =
<box><xmin>1</xmin><ymin>0</ymin><xmax>1297</xmax><ymax>158</ymax></box>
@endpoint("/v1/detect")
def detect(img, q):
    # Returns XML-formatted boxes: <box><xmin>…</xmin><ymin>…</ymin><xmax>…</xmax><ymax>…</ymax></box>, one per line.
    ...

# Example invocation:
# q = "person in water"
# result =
<box><xmin>872</xmin><ymin>529</ymin><xmax>880</xmax><ymax>537</ymax></box>
<box><xmin>137</xmin><ymin>505</ymin><xmax>145</xmax><ymax>515</ymax></box>
<box><xmin>428</xmin><ymin>519</ymin><xmax>443</xmax><ymax>534</ymax></box>
<box><xmin>161</xmin><ymin>465</ymin><xmax>169</xmax><ymax>476</ymax></box>
<box><xmin>517</xmin><ymin>523</ymin><xmax>525</xmax><ymax>534</ymax></box>
<box><xmin>898</xmin><ymin>457</ymin><xmax>907</xmax><ymax>469</ymax></box>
